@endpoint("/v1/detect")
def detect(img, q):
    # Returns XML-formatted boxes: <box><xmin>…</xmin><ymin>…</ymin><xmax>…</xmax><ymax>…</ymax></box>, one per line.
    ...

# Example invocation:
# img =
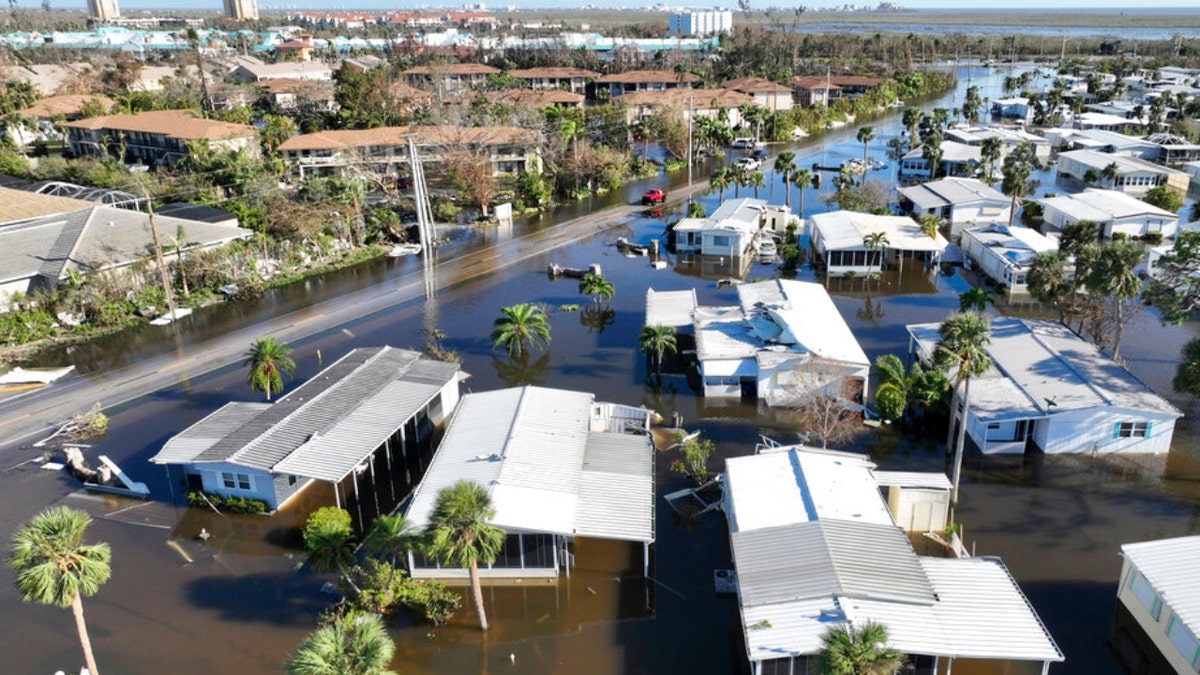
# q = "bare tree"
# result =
<box><xmin>785</xmin><ymin>357</ymin><xmax>865</xmax><ymax>449</ymax></box>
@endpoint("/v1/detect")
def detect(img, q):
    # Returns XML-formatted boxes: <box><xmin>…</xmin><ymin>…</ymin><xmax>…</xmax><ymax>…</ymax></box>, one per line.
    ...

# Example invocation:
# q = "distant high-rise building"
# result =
<box><xmin>224</xmin><ymin>0</ymin><xmax>258</xmax><ymax>21</ymax></box>
<box><xmin>87</xmin><ymin>0</ymin><xmax>120</xmax><ymax>21</ymax></box>
<box><xmin>667</xmin><ymin>10</ymin><xmax>731</xmax><ymax>37</ymax></box>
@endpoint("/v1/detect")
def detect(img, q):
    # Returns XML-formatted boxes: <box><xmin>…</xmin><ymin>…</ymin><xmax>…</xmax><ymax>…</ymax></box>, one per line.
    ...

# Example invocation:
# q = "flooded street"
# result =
<box><xmin>2</xmin><ymin>64</ymin><xmax>1199</xmax><ymax>674</ymax></box>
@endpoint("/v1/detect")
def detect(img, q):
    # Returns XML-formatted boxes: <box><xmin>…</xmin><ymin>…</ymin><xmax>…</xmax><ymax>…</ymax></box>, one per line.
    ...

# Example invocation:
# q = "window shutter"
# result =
<box><xmin>1113</xmin><ymin>423</ymin><xmax>1120</xmax><ymax>439</ymax></box>
<box><xmin>1145</xmin><ymin>423</ymin><xmax>1152</xmax><ymax>439</ymax></box>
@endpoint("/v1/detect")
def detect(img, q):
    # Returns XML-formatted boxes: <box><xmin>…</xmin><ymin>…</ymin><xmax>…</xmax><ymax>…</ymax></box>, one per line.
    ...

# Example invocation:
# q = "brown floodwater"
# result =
<box><xmin>2</xmin><ymin>64</ymin><xmax>1198</xmax><ymax>675</ymax></box>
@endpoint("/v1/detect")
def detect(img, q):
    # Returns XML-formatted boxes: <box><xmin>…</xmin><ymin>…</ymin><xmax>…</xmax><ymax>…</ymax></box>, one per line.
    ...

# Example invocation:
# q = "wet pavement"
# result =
<box><xmin>1</xmin><ymin>64</ymin><xmax>1198</xmax><ymax>675</ymax></box>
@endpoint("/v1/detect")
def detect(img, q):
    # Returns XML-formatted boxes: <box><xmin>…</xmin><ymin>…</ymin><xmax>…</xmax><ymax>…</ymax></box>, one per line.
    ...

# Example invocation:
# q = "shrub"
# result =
<box><xmin>186</xmin><ymin>490</ymin><xmax>268</xmax><ymax>514</ymax></box>
<box><xmin>1142</xmin><ymin>231</ymin><xmax>1164</xmax><ymax>246</ymax></box>
<box><xmin>350</xmin><ymin>559</ymin><xmax>462</xmax><ymax>626</ymax></box>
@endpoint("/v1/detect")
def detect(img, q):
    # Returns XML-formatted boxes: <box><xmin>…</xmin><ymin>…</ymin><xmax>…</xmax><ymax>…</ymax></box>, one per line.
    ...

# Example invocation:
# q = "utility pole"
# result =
<box><xmin>145</xmin><ymin>194</ymin><xmax>178</xmax><ymax>322</ymax></box>
<box><xmin>686</xmin><ymin>90</ymin><xmax>694</xmax><ymax>190</ymax></box>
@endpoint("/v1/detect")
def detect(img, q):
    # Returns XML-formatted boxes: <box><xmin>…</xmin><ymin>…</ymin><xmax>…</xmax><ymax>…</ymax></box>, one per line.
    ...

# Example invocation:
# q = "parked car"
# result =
<box><xmin>757</xmin><ymin>238</ymin><xmax>778</xmax><ymax>263</ymax></box>
<box><xmin>641</xmin><ymin>188</ymin><xmax>666</xmax><ymax>206</ymax></box>
<box><xmin>751</xmin><ymin>147</ymin><xmax>768</xmax><ymax>160</ymax></box>
<box><xmin>731</xmin><ymin>137</ymin><xmax>756</xmax><ymax>149</ymax></box>
<box><xmin>734</xmin><ymin>157</ymin><xmax>762</xmax><ymax>171</ymax></box>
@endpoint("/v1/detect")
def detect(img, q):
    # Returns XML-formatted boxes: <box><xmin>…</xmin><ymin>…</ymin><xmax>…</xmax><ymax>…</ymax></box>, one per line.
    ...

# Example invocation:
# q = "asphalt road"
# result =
<box><xmin>0</xmin><ymin>184</ymin><xmax>710</xmax><ymax>453</ymax></box>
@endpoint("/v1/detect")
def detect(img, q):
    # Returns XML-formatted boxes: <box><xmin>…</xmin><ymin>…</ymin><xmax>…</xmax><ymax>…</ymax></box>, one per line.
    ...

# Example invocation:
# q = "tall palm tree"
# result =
<box><xmin>490</xmin><ymin>303</ymin><xmax>551</xmax><ymax>356</ymax></box>
<box><xmin>902</xmin><ymin>106</ymin><xmax>921</xmax><ymax>140</ymax></box>
<box><xmin>856</xmin><ymin>125</ymin><xmax>875</xmax><ymax>175</ymax></box>
<box><xmin>1001</xmin><ymin>141</ymin><xmax>1038</xmax><ymax>227</ymax></box>
<box><xmin>424</xmin><ymin>480</ymin><xmax>505</xmax><ymax>631</ymax></box>
<box><xmin>244</xmin><ymin>336</ymin><xmax>296</xmax><ymax>402</ymax></box>
<box><xmin>1088</xmin><ymin>240</ymin><xmax>1143</xmax><ymax>362</ymax></box>
<box><xmin>749</xmin><ymin>170</ymin><xmax>766</xmax><ymax>199</ymax></box>
<box><xmin>638</xmin><ymin>324</ymin><xmax>678</xmax><ymax>375</ymax></box>
<box><xmin>9</xmin><ymin>506</ymin><xmax>112</xmax><ymax>675</ymax></box>
<box><xmin>792</xmin><ymin>168</ymin><xmax>813</xmax><ymax>219</ymax></box>
<box><xmin>863</xmin><ymin>231</ymin><xmax>890</xmax><ymax>276</ymax></box>
<box><xmin>710</xmin><ymin>167</ymin><xmax>732</xmax><ymax>202</ymax></box>
<box><xmin>773</xmin><ymin>151</ymin><xmax>796</xmax><ymax>204</ymax></box>
<box><xmin>933</xmin><ymin>312</ymin><xmax>993</xmax><ymax>503</ymax></box>
<box><xmin>284</xmin><ymin>612</ymin><xmax>396</xmax><ymax>675</ymax></box>
<box><xmin>979</xmin><ymin>136</ymin><xmax>1002</xmax><ymax>184</ymax></box>
<box><xmin>1101</xmin><ymin>161</ymin><xmax>1120</xmax><ymax>190</ymax></box>
<box><xmin>819</xmin><ymin>621</ymin><xmax>904</xmax><ymax>675</ymax></box>
<box><xmin>578</xmin><ymin>272</ymin><xmax>615</xmax><ymax>305</ymax></box>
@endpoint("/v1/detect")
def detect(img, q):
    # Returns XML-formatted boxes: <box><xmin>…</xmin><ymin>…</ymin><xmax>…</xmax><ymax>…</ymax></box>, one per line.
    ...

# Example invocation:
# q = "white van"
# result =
<box><xmin>731</xmin><ymin>137</ymin><xmax>756</xmax><ymax>149</ymax></box>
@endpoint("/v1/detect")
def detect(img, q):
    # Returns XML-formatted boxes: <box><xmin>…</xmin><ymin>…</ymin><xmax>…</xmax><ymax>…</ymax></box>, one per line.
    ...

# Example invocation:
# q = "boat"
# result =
<box><xmin>388</xmin><ymin>243</ymin><xmax>422</xmax><ymax>257</ymax></box>
<box><xmin>0</xmin><ymin>366</ymin><xmax>75</xmax><ymax>386</ymax></box>
<box><xmin>149</xmin><ymin>307</ymin><xmax>193</xmax><ymax>326</ymax></box>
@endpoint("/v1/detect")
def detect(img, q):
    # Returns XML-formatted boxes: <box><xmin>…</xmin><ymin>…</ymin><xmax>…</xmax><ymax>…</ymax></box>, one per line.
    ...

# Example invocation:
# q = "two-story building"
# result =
<box><xmin>791</xmin><ymin>75</ymin><xmax>840</xmax><ymax>107</ymax></box>
<box><xmin>402</xmin><ymin>63</ymin><xmax>501</xmax><ymax>93</ymax></box>
<box><xmin>505</xmin><ymin>67</ymin><xmax>597</xmax><ymax>94</ymax></box>
<box><xmin>275</xmin><ymin>125</ymin><xmax>541</xmax><ymax>181</ymax></box>
<box><xmin>620</xmin><ymin>88</ymin><xmax>753</xmax><ymax>128</ymax></box>
<box><xmin>64</xmin><ymin>110</ymin><xmax>258</xmax><ymax>166</ymax></box>
<box><xmin>721</xmin><ymin>76</ymin><xmax>794</xmax><ymax>112</ymax></box>
<box><xmin>593</xmin><ymin>69</ymin><xmax>700</xmax><ymax>98</ymax></box>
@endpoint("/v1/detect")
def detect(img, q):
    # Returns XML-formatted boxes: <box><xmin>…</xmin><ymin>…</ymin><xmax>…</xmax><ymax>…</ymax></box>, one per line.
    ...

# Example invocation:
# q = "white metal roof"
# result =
<box><xmin>903</xmin><ymin>140</ymin><xmax>981</xmax><ymax>164</ymax></box>
<box><xmin>962</xmin><ymin>224</ymin><xmax>1058</xmax><ymax>268</ymax></box>
<box><xmin>870</xmin><ymin>471</ymin><xmax>953</xmax><ymax>491</ymax></box>
<box><xmin>907</xmin><ymin>318</ymin><xmax>1179</xmax><ymax>417</ymax></box>
<box><xmin>900</xmin><ymin>177</ymin><xmax>1008</xmax><ymax>211</ymax></box>
<box><xmin>404</xmin><ymin>386</ymin><xmax>654</xmax><ymax>543</ymax></box>
<box><xmin>1057</xmin><ymin>149</ymin><xmax>1184</xmax><ymax>176</ymax></box>
<box><xmin>1121</xmin><ymin>536</ymin><xmax>1200</xmax><ymax>630</ymax></box>
<box><xmin>809</xmin><ymin>210</ymin><xmax>949</xmax><ymax>254</ymax></box>
<box><xmin>644</xmin><ymin>287</ymin><xmax>698</xmax><ymax>329</ymax></box>
<box><xmin>741</xmin><ymin>597</ymin><xmax>844</xmax><ymax>661</ymax></box>
<box><xmin>1040</xmin><ymin>188</ymin><xmax>1177</xmax><ymax>223</ymax></box>
<box><xmin>843</xmin><ymin>557</ymin><xmax>1063</xmax><ymax>662</ymax></box>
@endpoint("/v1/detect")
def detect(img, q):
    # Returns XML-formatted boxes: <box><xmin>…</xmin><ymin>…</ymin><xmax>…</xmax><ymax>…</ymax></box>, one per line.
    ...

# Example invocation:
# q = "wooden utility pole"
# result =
<box><xmin>145</xmin><ymin>194</ymin><xmax>178</xmax><ymax>322</ymax></box>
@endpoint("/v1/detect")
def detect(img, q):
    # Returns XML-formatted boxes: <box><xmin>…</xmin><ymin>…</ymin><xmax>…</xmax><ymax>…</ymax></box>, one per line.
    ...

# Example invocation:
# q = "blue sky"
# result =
<box><xmin>47</xmin><ymin>0</ymin><xmax>1200</xmax><ymax>11</ymax></box>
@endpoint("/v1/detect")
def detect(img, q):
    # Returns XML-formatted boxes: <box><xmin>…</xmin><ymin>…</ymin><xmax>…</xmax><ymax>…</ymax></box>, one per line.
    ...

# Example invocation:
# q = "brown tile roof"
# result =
<box><xmin>506</xmin><ymin>67</ymin><xmax>598</xmax><ymax>80</ymax></box>
<box><xmin>64</xmin><ymin>110</ymin><xmax>257</xmax><ymax>142</ymax></box>
<box><xmin>830</xmin><ymin>75</ymin><xmax>884</xmax><ymax>88</ymax></box>
<box><xmin>0</xmin><ymin>186</ymin><xmax>95</xmax><ymax>223</ymax></box>
<box><xmin>403</xmin><ymin>63</ymin><xmax>500</xmax><ymax>76</ymax></box>
<box><xmin>596</xmin><ymin>69</ymin><xmax>700</xmax><ymax>84</ymax></box>
<box><xmin>620</xmin><ymin>88</ymin><xmax>753</xmax><ymax>110</ymax></box>
<box><xmin>479</xmin><ymin>88</ymin><xmax>584</xmax><ymax>107</ymax></box>
<box><xmin>257</xmin><ymin>78</ymin><xmax>334</xmax><ymax>96</ymax></box>
<box><xmin>277</xmin><ymin>125</ymin><xmax>539</xmax><ymax>152</ymax></box>
<box><xmin>722</xmin><ymin>77</ymin><xmax>791</xmax><ymax>94</ymax></box>
<box><xmin>792</xmin><ymin>75</ymin><xmax>841</xmax><ymax>90</ymax></box>
<box><xmin>19</xmin><ymin>94</ymin><xmax>113</xmax><ymax>119</ymax></box>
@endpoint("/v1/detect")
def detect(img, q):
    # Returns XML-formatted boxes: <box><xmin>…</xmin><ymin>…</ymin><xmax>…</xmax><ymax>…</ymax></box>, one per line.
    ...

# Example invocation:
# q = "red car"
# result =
<box><xmin>641</xmin><ymin>188</ymin><xmax>666</xmax><ymax>206</ymax></box>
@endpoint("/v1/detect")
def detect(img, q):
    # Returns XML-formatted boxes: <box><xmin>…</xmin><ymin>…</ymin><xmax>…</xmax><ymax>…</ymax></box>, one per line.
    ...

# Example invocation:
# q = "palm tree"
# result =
<box><xmin>958</xmin><ymin>288</ymin><xmax>991</xmax><ymax>313</ymax></box>
<box><xmin>933</xmin><ymin>312</ymin><xmax>993</xmax><ymax>503</ymax></box>
<box><xmin>490</xmin><ymin>303</ymin><xmax>551</xmax><ymax>356</ymax></box>
<box><xmin>710</xmin><ymin>167</ymin><xmax>732</xmax><ymax>202</ymax></box>
<box><xmin>773</xmin><ymin>151</ymin><xmax>796</xmax><ymax>204</ymax></box>
<box><xmin>638</xmin><ymin>324</ymin><xmax>678</xmax><ymax>375</ymax></box>
<box><xmin>919</xmin><ymin>213</ymin><xmax>940</xmax><ymax>239</ymax></box>
<box><xmin>578</xmin><ymin>272</ymin><xmax>615</xmax><ymax>305</ymax></box>
<box><xmin>792</xmin><ymin>168</ymin><xmax>813</xmax><ymax>219</ymax></box>
<box><xmin>244</xmin><ymin>336</ymin><xmax>296</xmax><ymax>402</ymax></box>
<box><xmin>9</xmin><ymin>506</ymin><xmax>112</xmax><ymax>675</ymax></box>
<box><xmin>979</xmin><ymin>136</ymin><xmax>1002</xmax><ymax>184</ymax></box>
<box><xmin>748</xmin><ymin>171</ymin><xmax>766</xmax><ymax>199</ymax></box>
<box><xmin>1101</xmin><ymin>161</ymin><xmax>1120</xmax><ymax>190</ymax></box>
<box><xmin>819</xmin><ymin>621</ymin><xmax>904</xmax><ymax>675</ymax></box>
<box><xmin>1173</xmin><ymin>338</ymin><xmax>1200</xmax><ymax>399</ymax></box>
<box><xmin>1001</xmin><ymin>141</ymin><xmax>1038</xmax><ymax>226</ymax></box>
<box><xmin>1027</xmin><ymin>250</ymin><xmax>1072</xmax><ymax>322</ymax></box>
<box><xmin>363</xmin><ymin>513</ymin><xmax>420</xmax><ymax>589</ymax></box>
<box><xmin>284</xmin><ymin>612</ymin><xmax>396</xmax><ymax>675</ymax></box>
<box><xmin>863</xmin><ymin>231</ymin><xmax>890</xmax><ymax>276</ymax></box>
<box><xmin>1088</xmin><ymin>240</ymin><xmax>1143</xmax><ymax>362</ymax></box>
<box><xmin>856</xmin><ymin>125</ymin><xmax>875</xmax><ymax>176</ymax></box>
<box><xmin>902</xmin><ymin>106</ymin><xmax>921</xmax><ymax>140</ymax></box>
<box><xmin>424</xmin><ymin>480</ymin><xmax>505</xmax><ymax>631</ymax></box>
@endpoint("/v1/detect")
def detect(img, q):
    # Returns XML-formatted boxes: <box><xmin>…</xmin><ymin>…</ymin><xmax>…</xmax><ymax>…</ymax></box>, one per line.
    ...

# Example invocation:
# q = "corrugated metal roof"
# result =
<box><xmin>809</xmin><ymin>210</ymin><xmax>949</xmax><ymax>253</ymax></box>
<box><xmin>1122</xmin><ymin>536</ymin><xmax>1200</xmax><ymax>630</ymax></box>
<box><xmin>150</xmin><ymin>402</ymin><xmax>272</xmax><ymax>464</ymax></box>
<box><xmin>731</xmin><ymin>520</ymin><xmax>935</xmax><ymax>607</ymax></box>
<box><xmin>1041</xmin><ymin>188</ymin><xmax>1176</xmax><ymax>223</ymax></box>
<box><xmin>907</xmin><ymin>318</ymin><xmax>1178</xmax><ymax>417</ymax></box>
<box><xmin>151</xmin><ymin>348</ymin><xmax>459</xmax><ymax>484</ymax></box>
<box><xmin>870</xmin><ymin>471</ymin><xmax>952</xmax><ymax>491</ymax></box>
<box><xmin>900</xmin><ymin>177</ymin><xmax>1007</xmax><ymax>211</ymax></box>
<box><xmin>404</xmin><ymin>386</ymin><xmax>655</xmax><ymax>543</ymax></box>
<box><xmin>645</xmin><ymin>287</ymin><xmax>698</xmax><ymax>330</ymax></box>
<box><xmin>741</xmin><ymin>597</ymin><xmax>844</xmax><ymax>661</ymax></box>
<box><xmin>737</xmin><ymin>280</ymin><xmax>870</xmax><ymax>369</ymax></box>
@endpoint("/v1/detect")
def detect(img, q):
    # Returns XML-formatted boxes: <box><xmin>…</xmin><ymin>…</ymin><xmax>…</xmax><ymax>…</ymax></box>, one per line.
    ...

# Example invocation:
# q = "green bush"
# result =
<box><xmin>1142</xmin><ymin>231</ymin><xmax>1164</xmax><ymax>246</ymax></box>
<box><xmin>350</xmin><ymin>559</ymin><xmax>462</xmax><ymax>626</ymax></box>
<box><xmin>186</xmin><ymin>490</ymin><xmax>268</xmax><ymax>514</ymax></box>
<box><xmin>0</xmin><ymin>308</ymin><xmax>58</xmax><ymax>346</ymax></box>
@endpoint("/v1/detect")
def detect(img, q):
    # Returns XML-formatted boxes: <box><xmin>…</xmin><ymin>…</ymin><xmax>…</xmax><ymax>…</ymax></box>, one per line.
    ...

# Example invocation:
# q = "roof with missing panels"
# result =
<box><xmin>150</xmin><ymin>347</ymin><xmax>460</xmax><ymax>483</ymax></box>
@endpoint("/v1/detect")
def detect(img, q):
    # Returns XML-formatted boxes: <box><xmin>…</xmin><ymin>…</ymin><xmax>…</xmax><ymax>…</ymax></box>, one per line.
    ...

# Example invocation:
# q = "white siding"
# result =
<box><xmin>1037</xmin><ymin>408</ymin><xmax>1176</xmax><ymax>455</ymax></box>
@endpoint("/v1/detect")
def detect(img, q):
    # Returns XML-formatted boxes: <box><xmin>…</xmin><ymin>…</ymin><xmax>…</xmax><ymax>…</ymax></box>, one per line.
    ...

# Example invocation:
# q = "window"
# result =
<box><xmin>1166</xmin><ymin>616</ymin><xmax>1200</xmax><ymax>668</ymax></box>
<box><xmin>1129</xmin><ymin>569</ymin><xmax>1163</xmax><ymax>620</ymax></box>
<box><xmin>711</xmin><ymin>235</ymin><xmax>731</xmax><ymax>248</ymax></box>
<box><xmin>1116</xmin><ymin>422</ymin><xmax>1150</xmax><ymax>438</ymax></box>
<box><xmin>221</xmin><ymin>472</ymin><xmax>252</xmax><ymax>491</ymax></box>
